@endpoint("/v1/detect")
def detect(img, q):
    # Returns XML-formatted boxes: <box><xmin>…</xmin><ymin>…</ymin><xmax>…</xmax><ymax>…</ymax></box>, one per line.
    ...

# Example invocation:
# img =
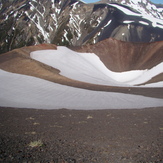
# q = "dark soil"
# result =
<box><xmin>0</xmin><ymin>107</ymin><xmax>162</xmax><ymax>163</ymax></box>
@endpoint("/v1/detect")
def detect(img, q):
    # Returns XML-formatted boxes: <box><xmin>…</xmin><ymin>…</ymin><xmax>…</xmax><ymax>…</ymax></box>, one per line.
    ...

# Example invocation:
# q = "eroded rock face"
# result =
<box><xmin>76</xmin><ymin>38</ymin><xmax>163</xmax><ymax>72</ymax></box>
<box><xmin>0</xmin><ymin>0</ymin><xmax>163</xmax><ymax>54</ymax></box>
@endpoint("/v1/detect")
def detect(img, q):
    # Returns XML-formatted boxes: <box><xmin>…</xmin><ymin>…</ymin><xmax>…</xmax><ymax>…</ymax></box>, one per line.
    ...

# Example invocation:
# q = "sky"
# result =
<box><xmin>150</xmin><ymin>0</ymin><xmax>163</xmax><ymax>3</ymax></box>
<box><xmin>83</xmin><ymin>0</ymin><xmax>163</xmax><ymax>4</ymax></box>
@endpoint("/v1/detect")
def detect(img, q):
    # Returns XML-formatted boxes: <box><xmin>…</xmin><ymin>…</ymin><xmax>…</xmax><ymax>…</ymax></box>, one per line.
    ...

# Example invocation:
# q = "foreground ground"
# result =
<box><xmin>0</xmin><ymin>107</ymin><xmax>162</xmax><ymax>163</ymax></box>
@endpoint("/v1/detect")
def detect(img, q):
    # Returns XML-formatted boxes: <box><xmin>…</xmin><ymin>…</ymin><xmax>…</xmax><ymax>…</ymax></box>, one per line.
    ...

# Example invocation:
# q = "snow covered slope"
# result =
<box><xmin>0</xmin><ymin>69</ymin><xmax>163</xmax><ymax>110</ymax></box>
<box><xmin>30</xmin><ymin>46</ymin><xmax>163</xmax><ymax>87</ymax></box>
<box><xmin>101</xmin><ymin>0</ymin><xmax>163</xmax><ymax>20</ymax></box>
<box><xmin>109</xmin><ymin>3</ymin><xmax>163</xmax><ymax>29</ymax></box>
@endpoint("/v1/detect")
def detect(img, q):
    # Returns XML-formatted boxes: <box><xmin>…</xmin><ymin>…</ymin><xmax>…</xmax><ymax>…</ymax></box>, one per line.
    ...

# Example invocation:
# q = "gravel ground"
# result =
<box><xmin>0</xmin><ymin>107</ymin><xmax>163</xmax><ymax>163</ymax></box>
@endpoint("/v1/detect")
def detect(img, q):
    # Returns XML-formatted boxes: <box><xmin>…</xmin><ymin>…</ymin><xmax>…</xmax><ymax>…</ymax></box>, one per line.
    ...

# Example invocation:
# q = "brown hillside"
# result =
<box><xmin>0</xmin><ymin>43</ymin><xmax>163</xmax><ymax>98</ymax></box>
<box><xmin>75</xmin><ymin>38</ymin><xmax>163</xmax><ymax>72</ymax></box>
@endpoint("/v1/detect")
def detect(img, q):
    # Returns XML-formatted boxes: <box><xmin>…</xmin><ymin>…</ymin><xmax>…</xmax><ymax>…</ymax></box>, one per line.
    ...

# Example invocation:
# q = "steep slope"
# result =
<box><xmin>0</xmin><ymin>0</ymin><xmax>163</xmax><ymax>54</ymax></box>
<box><xmin>30</xmin><ymin>46</ymin><xmax>163</xmax><ymax>87</ymax></box>
<box><xmin>76</xmin><ymin>38</ymin><xmax>163</xmax><ymax>72</ymax></box>
<box><xmin>99</xmin><ymin>0</ymin><xmax>163</xmax><ymax>19</ymax></box>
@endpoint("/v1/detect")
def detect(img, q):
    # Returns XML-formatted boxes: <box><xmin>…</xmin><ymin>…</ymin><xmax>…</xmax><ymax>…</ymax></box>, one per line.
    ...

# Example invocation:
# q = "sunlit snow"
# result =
<box><xmin>109</xmin><ymin>3</ymin><xmax>163</xmax><ymax>29</ymax></box>
<box><xmin>104</xmin><ymin>20</ymin><xmax>112</xmax><ymax>28</ymax></box>
<box><xmin>25</xmin><ymin>11</ymin><xmax>50</xmax><ymax>43</ymax></box>
<box><xmin>0</xmin><ymin>69</ymin><xmax>163</xmax><ymax>110</ymax></box>
<box><xmin>139</xmin><ymin>21</ymin><xmax>149</xmax><ymax>26</ymax></box>
<box><xmin>30</xmin><ymin>47</ymin><xmax>163</xmax><ymax>87</ymax></box>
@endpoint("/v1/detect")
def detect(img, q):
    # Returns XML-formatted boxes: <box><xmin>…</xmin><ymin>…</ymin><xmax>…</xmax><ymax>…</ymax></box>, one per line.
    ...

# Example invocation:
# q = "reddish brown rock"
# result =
<box><xmin>76</xmin><ymin>38</ymin><xmax>163</xmax><ymax>72</ymax></box>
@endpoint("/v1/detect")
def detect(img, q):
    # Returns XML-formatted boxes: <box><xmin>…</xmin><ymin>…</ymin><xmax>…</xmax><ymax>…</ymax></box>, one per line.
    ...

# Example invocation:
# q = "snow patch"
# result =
<box><xmin>127</xmin><ymin>24</ymin><xmax>130</xmax><ymax>29</ymax></box>
<box><xmin>104</xmin><ymin>20</ymin><xmax>112</xmax><ymax>28</ymax></box>
<box><xmin>72</xmin><ymin>2</ymin><xmax>79</xmax><ymax>10</ymax></box>
<box><xmin>139</xmin><ymin>21</ymin><xmax>149</xmax><ymax>26</ymax></box>
<box><xmin>109</xmin><ymin>4</ymin><xmax>140</xmax><ymax>16</ymax></box>
<box><xmin>126</xmin><ymin>62</ymin><xmax>163</xmax><ymax>85</ymax></box>
<box><xmin>63</xmin><ymin>29</ymin><xmax>69</xmax><ymax>42</ymax></box>
<box><xmin>123</xmin><ymin>20</ymin><xmax>134</xmax><ymax>24</ymax></box>
<box><xmin>69</xmin><ymin>13</ymin><xmax>83</xmax><ymax>40</ymax></box>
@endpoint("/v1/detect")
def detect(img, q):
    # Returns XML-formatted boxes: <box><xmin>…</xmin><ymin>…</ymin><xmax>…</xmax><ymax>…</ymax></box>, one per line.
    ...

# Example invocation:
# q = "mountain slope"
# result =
<box><xmin>0</xmin><ymin>41</ymin><xmax>163</xmax><ymax>87</ymax></box>
<box><xmin>0</xmin><ymin>43</ymin><xmax>163</xmax><ymax>110</ymax></box>
<box><xmin>99</xmin><ymin>0</ymin><xmax>163</xmax><ymax>19</ymax></box>
<box><xmin>30</xmin><ymin>46</ymin><xmax>163</xmax><ymax>86</ymax></box>
<box><xmin>76</xmin><ymin>38</ymin><xmax>163</xmax><ymax>72</ymax></box>
<box><xmin>1</xmin><ymin>69</ymin><xmax>163</xmax><ymax>110</ymax></box>
<box><xmin>0</xmin><ymin>0</ymin><xmax>163</xmax><ymax>53</ymax></box>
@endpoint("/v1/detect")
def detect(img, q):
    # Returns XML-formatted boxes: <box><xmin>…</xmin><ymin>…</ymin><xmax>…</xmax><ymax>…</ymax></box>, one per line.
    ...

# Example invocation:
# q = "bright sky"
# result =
<box><xmin>83</xmin><ymin>0</ymin><xmax>163</xmax><ymax>4</ymax></box>
<box><xmin>83</xmin><ymin>0</ymin><xmax>99</xmax><ymax>3</ymax></box>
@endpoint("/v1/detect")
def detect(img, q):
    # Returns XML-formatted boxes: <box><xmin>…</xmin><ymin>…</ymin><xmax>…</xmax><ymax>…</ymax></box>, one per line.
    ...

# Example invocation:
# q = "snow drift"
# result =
<box><xmin>30</xmin><ymin>46</ymin><xmax>163</xmax><ymax>87</ymax></box>
<box><xmin>0</xmin><ymin>69</ymin><xmax>163</xmax><ymax>110</ymax></box>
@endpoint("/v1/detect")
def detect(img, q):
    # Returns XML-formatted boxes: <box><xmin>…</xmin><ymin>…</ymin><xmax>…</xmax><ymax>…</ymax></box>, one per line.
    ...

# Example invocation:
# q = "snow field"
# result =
<box><xmin>0</xmin><ymin>69</ymin><xmax>163</xmax><ymax>110</ymax></box>
<box><xmin>30</xmin><ymin>46</ymin><xmax>163</xmax><ymax>87</ymax></box>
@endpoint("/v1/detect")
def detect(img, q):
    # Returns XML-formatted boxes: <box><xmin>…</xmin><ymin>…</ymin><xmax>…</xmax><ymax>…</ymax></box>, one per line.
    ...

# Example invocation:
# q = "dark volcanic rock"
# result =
<box><xmin>0</xmin><ymin>107</ymin><xmax>163</xmax><ymax>162</ymax></box>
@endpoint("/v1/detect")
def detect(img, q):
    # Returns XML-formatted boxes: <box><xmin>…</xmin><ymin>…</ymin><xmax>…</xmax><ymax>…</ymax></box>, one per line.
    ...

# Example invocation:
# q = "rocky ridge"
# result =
<box><xmin>0</xmin><ymin>0</ymin><xmax>163</xmax><ymax>54</ymax></box>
